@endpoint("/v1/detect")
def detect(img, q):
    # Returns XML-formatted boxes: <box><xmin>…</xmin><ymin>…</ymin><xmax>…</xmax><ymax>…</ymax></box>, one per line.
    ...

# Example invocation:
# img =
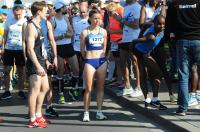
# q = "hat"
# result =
<box><xmin>55</xmin><ymin>0</ymin><xmax>70</xmax><ymax>6</ymax></box>
<box><xmin>46</xmin><ymin>0</ymin><xmax>53</xmax><ymax>5</ymax></box>
<box><xmin>111</xmin><ymin>0</ymin><xmax>121</xmax><ymax>2</ymax></box>
<box><xmin>54</xmin><ymin>2</ymin><xmax>64</xmax><ymax>10</ymax></box>
<box><xmin>13</xmin><ymin>0</ymin><xmax>23</xmax><ymax>8</ymax></box>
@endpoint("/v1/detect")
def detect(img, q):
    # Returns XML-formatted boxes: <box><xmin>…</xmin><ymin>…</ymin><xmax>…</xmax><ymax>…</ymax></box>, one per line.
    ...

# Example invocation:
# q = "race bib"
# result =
<box><xmin>89</xmin><ymin>36</ymin><xmax>103</xmax><ymax>47</ymax></box>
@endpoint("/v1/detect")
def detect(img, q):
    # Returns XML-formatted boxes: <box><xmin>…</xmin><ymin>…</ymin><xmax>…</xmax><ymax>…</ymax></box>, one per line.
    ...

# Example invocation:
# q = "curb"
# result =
<box><xmin>105</xmin><ymin>87</ymin><xmax>189</xmax><ymax>132</ymax></box>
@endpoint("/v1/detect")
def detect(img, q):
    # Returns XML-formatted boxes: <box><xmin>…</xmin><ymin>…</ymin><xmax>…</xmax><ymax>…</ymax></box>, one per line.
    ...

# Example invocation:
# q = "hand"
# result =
<box><xmin>53</xmin><ymin>57</ymin><xmax>58</xmax><ymax>71</ymax></box>
<box><xmin>112</xmin><ymin>13</ymin><xmax>122</xmax><ymax>21</ymax></box>
<box><xmin>46</xmin><ymin>60</ymin><xmax>53</xmax><ymax>70</ymax></box>
<box><xmin>37</xmin><ymin>65</ymin><xmax>46</xmax><ymax>77</ymax></box>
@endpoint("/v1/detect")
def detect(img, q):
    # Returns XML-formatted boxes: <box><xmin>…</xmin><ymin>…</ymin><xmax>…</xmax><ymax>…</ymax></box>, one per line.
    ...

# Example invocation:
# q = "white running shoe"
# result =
<box><xmin>116</xmin><ymin>86</ymin><xmax>133</xmax><ymax>96</ymax></box>
<box><xmin>83</xmin><ymin>112</ymin><xmax>90</xmax><ymax>122</ymax></box>
<box><xmin>130</xmin><ymin>88</ymin><xmax>143</xmax><ymax>97</ymax></box>
<box><xmin>96</xmin><ymin>112</ymin><xmax>107</xmax><ymax>120</ymax></box>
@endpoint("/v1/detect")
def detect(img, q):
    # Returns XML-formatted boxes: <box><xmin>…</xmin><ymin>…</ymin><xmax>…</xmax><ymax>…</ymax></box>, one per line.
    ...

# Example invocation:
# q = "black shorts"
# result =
<box><xmin>3</xmin><ymin>49</ymin><xmax>25</xmax><ymax>66</ymax></box>
<box><xmin>119</xmin><ymin>42</ymin><xmax>132</xmax><ymax>51</ymax></box>
<box><xmin>112</xmin><ymin>51</ymin><xmax>120</xmax><ymax>57</ymax></box>
<box><xmin>26</xmin><ymin>58</ymin><xmax>46</xmax><ymax>76</ymax></box>
<box><xmin>57</xmin><ymin>44</ymin><xmax>75</xmax><ymax>58</ymax></box>
<box><xmin>75</xmin><ymin>51</ymin><xmax>84</xmax><ymax>62</ymax></box>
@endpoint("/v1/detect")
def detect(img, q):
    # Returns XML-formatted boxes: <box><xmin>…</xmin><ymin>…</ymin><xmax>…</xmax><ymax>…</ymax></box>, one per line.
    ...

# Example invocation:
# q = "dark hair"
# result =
<box><xmin>1</xmin><ymin>5</ymin><xmax>7</xmax><ymax>9</ymax></box>
<box><xmin>153</xmin><ymin>14</ymin><xmax>165</xmax><ymax>24</ymax></box>
<box><xmin>14</xmin><ymin>0</ymin><xmax>22</xmax><ymax>5</ymax></box>
<box><xmin>88</xmin><ymin>0</ymin><xmax>100</xmax><ymax>6</ymax></box>
<box><xmin>88</xmin><ymin>7</ymin><xmax>100</xmax><ymax>24</ymax></box>
<box><xmin>31</xmin><ymin>1</ymin><xmax>46</xmax><ymax>16</ymax></box>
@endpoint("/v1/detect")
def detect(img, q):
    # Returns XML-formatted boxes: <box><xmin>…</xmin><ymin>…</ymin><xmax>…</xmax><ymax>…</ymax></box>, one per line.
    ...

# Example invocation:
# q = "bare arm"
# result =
<box><xmin>22</xmin><ymin>22</ymin><xmax>27</xmax><ymax>59</ymax></box>
<box><xmin>80</xmin><ymin>30</ymin><xmax>86</xmax><ymax>59</ymax></box>
<box><xmin>102</xmin><ymin>28</ymin><xmax>107</xmax><ymax>54</ymax></box>
<box><xmin>47</xmin><ymin>21</ymin><xmax>58</xmax><ymax>70</ymax></box>
<box><xmin>112</xmin><ymin>13</ymin><xmax>140</xmax><ymax>29</ymax></box>
<box><xmin>132</xmin><ymin>34</ymin><xmax>155</xmax><ymax>44</ymax></box>
<box><xmin>139</xmin><ymin>6</ymin><xmax>153</xmax><ymax>28</ymax></box>
<box><xmin>64</xmin><ymin>16</ymin><xmax>74</xmax><ymax>38</ymax></box>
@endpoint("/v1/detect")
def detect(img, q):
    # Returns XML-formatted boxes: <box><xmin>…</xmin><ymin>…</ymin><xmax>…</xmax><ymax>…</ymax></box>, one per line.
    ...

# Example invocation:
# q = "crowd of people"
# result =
<box><xmin>0</xmin><ymin>0</ymin><xmax>199</xmax><ymax>128</ymax></box>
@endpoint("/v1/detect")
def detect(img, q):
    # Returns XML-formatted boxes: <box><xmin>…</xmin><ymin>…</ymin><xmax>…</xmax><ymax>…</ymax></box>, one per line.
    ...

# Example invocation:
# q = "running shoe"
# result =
<box><xmin>45</xmin><ymin>106</ymin><xmax>59</xmax><ymax>117</ymax></box>
<box><xmin>27</xmin><ymin>120</ymin><xmax>47</xmax><ymax>128</ymax></box>
<box><xmin>18</xmin><ymin>91</ymin><xmax>27</xmax><ymax>99</ymax></box>
<box><xmin>188</xmin><ymin>94</ymin><xmax>198</xmax><ymax>106</ymax></box>
<box><xmin>169</xmin><ymin>94</ymin><xmax>177</xmax><ymax>103</ymax></box>
<box><xmin>36</xmin><ymin>115</ymin><xmax>51</xmax><ymax>124</ymax></box>
<box><xmin>116</xmin><ymin>86</ymin><xmax>133</xmax><ymax>96</ymax></box>
<box><xmin>1</xmin><ymin>91</ymin><xmax>12</xmax><ymax>100</ymax></box>
<box><xmin>83</xmin><ymin>112</ymin><xmax>90</xmax><ymax>122</ymax></box>
<box><xmin>58</xmin><ymin>95</ymin><xmax>65</xmax><ymax>104</ymax></box>
<box><xmin>150</xmin><ymin>100</ymin><xmax>168</xmax><ymax>110</ymax></box>
<box><xmin>175</xmin><ymin>109</ymin><xmax>186</xmax><ymax>116</ymax></box>
<box><xmin>69</xmin><ymin>89</ymin><xmax>80</xmax><ymax>101</ymax></box>
<box><xmin>130</xmin><ymin>88</ymin><xmax>143</xmax><ymax>97</ymax></box>
<box><xmin>96</xmin><ymin>112</ymin><xmax>107</xmax><ymax>120</ymax></box>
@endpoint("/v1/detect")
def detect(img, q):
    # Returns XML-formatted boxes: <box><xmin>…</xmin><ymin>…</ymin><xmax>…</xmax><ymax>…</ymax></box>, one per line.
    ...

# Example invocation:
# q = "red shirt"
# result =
<box><xmin>109</xmin><ymin>6</ymin><xmax>124</xmax><ymax>43</ymax></box>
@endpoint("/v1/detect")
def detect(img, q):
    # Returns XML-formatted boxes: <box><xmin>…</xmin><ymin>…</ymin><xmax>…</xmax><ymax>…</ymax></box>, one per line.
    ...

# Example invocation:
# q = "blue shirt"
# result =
<box><xmin>135</xmin><ymin>25</ymin><xmax>164</xmax><ymax>54</ymax></box>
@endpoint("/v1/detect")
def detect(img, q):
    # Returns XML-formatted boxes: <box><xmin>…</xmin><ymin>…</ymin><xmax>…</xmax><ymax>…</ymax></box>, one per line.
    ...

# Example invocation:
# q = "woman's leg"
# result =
<box><xmin>83</xmin><ymin>64</ymin><xmax>96</xmax><ymax>112</ymax></box>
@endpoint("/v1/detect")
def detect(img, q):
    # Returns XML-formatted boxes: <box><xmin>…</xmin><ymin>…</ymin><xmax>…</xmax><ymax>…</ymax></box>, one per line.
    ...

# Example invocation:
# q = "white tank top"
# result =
<box><xmin>53</xmin><ymin>16</ymin><xmax>71</xmax><ymax>45</ymax></box>
<box><xmin>5</xmin><ymin>17</ymin><xmax>26</xmax><ymax>50</ymax></box>
<box><xmin>145</xmin><ymin>3</ymin><xmax>154</xmax><ymax>22</ymax></box>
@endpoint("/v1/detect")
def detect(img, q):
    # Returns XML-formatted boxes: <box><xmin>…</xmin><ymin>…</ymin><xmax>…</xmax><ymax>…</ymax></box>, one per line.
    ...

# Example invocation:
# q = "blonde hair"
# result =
<box><xmin>106</xmin><ymin>2</ymin><xmax>118</xmax><ymax>12</ymax></box>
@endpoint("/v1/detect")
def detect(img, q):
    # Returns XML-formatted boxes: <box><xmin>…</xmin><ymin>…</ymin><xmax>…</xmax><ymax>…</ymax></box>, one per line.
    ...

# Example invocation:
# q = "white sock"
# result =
<box><xmin>196</xmin><ymin>90</ymin><xmax>200</xmax><ymax>96</ymax></box>
<box><xmin>107</xmin><ymin>61</ymin><xmax>115</xmax><ymax>80</ymax></box>
<box><xmin>145</xmin><ymin>98</ymin><xmax>151</xmax><ymax>103</ymax></box>
<box><xmin>35</xmin><ymin>113</ymin><xmax>42</xmax><ymax>118</ymax></box>
<box><xmin>30</xmin><ymin>117</ymin><xmax>36</xmax><ymax>122</ymax></box>
<box><xmin>191</xmin><ymin>92</ymin><xmax>196</xmax><ymax>97</ymax></box>
<box><xmin>84</xmin><ymin>111</ymin><xmax>89</xmax><ymax>115</ymax></box>
<box><xmin>152</xmin><ymin>97</ymin><xmax>158</xmax><ymax>102</ymax></box>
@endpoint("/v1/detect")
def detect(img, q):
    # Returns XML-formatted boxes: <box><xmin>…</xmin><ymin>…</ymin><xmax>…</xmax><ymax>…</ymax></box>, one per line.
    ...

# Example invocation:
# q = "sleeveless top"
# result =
<box><xmin>5</xmin><ymin>18</ymin><xmax>26</xmax><ymax>50</ymax></box>
<box><xmin>135</xmin><ymin>25</ymin><xmax>164</xmax><ymax>54</ymax></box>
<box><xmin>52</xmin><ymin>16</ymin><xmax>71</xmax><ymax>45</ymax></box>
<box><xmin>145</xmin><ymin>3</ymin><xmax>154</xmax><ymax>22</ymax></box>
<box><xmin>26</xmin><ymin>21</ymin><xmax>45</xmax><ymax>66</ymax></box>
<box><xmin>85</xmin><ymin>27</ymin><xmax>104</xmax><ymax>51</ymax></box>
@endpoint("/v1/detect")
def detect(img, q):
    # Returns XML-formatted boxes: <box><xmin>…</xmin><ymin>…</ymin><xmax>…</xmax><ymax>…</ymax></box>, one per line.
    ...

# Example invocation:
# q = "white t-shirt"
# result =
<box><xmin>5</xmin><ymin>17</ymin><xmax>26</xmax><ymax>50</ymax></box>
<box><xmin>72</xmin><ymin>15</ymin><xmax>89</xmax><ymax>51</ymax></box>
<box><xmin>122</xmin><ymin>2</ymin><xmax>141</xmax><ymax>43</ymax></box>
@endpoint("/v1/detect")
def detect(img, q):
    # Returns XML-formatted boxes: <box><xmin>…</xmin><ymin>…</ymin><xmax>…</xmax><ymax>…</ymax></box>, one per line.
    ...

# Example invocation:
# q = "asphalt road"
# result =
<box><xmin>0</xmin><ymin>90</ymin><xmax>167</xmax><ymax>132</ymax></box>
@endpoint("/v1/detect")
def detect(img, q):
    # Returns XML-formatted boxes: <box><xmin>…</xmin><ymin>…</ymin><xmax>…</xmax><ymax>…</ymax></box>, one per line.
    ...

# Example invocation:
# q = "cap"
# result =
<box><xmin>0</xmin><ymin>8</ymin><xmax>8</xmax><ymax>15</ymax></box>
<box><xmin>55</xmin><ymin>0</ymin><xmax>70</xmax><ymax>6</ymax></box>
<box><xmin>54</xmin><ymin>2</ymin><xmax>64</xmax><ymax>10</ymax></box>
<box><xmin>13</xmin><ymin>0</ymin><xmax>23</xmax><ymax>8</ymax></box>
<box><xmin>46</xmin><ymin>0</ymin><xmax>53</xmax><ymax>5</ymax></box>
<box><xmin>111</xmin><ymin>0</ymin><xmax>121</xmax><ymax>2</ymax></box>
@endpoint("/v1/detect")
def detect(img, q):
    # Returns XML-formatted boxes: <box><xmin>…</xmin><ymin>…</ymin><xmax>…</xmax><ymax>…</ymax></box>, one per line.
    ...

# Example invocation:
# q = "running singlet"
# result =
<box><xmin>135</xmin><ymin>25</ymin><xmax>164</xmax><ymax>54</ymax></box>
<box><xmin>40</xmin><ymin>19</ymin><xmax>49</xmax><ymax>49</ymax></box>
<box><xmin>85</xmin><ymin>28</ymin><xmax>104</xmax><ymax>51</ymax></box>
<box><xmin>5</xmin><ymin>18</ymin><xmax>26</xmax><ymax>50</ymax></box>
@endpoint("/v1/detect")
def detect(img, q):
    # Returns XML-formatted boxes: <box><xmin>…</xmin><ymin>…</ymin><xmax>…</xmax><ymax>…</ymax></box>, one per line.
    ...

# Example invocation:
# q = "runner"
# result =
<box><xmin>1</xmin><ymin>0</ymin><xmax>26</xmax><ymax>100</ymax></box>
<box><xmin>26</xmin><ymin>1</ymin><xmax>49</xmax><ymax>128</ymax></box>
<box><xmin>81</xmin><ymin>8</ymin><xmax>108</xmax><ymax>122</ymax></box>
